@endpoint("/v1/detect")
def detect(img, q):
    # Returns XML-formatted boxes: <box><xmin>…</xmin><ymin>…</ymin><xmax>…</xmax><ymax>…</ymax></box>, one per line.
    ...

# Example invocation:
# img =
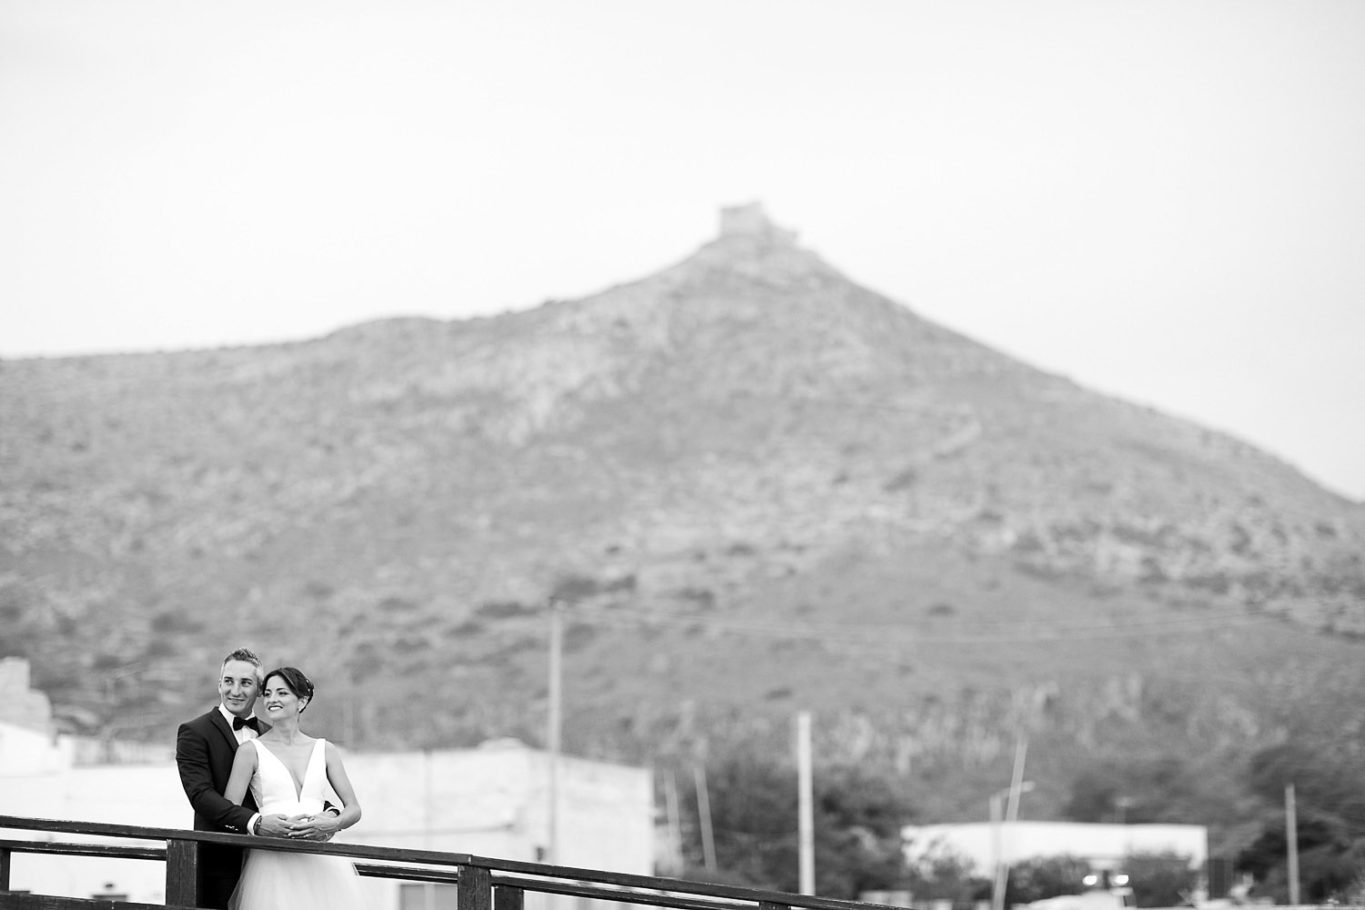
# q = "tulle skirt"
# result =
<box><xmin>228</xmin><ymin>847</ymin><xmax>366</xmax><ymax>910</ymax></box>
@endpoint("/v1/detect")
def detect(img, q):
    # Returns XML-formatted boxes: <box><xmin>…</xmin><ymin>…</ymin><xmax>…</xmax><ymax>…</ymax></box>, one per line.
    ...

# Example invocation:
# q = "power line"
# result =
<box><xmin>560</xmin><ymin>601</ymin><xmax>1291</xmax><ymax>645</ymax></box>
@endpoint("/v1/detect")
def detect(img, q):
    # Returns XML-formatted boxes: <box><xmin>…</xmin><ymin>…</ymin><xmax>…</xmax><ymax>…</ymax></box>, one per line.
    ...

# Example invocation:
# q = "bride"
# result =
<box><xmin>223</xmin><ymin>666</ymin><xmax>365</xmax><ymax>910</ymax></box>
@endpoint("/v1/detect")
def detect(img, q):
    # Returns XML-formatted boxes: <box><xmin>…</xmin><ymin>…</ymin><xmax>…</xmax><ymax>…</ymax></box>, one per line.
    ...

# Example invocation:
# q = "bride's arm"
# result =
<box><xmin>320</xmin><ymin>742</ymin><xmax>362</xmax><ymax>832</ymax></box>
<box><xmin>225</xmin><ymin>743</ymin><xmax>297</xmax><ymax>838</ymax></box>
<box><xmin>224</xmin><ymin>741</ymin><xmax>258</xmax><ymax>806</ymax></box>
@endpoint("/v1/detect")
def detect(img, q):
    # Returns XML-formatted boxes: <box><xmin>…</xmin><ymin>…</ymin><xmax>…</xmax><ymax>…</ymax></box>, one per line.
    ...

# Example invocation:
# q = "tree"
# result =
<box><xmin>1064</xmin><ymin>769</ymin><xmax>1123</xmax><ymax>823</ymax></box>
<box><xmin>1237</xmin><ymin>737</ymin><xmax>1365</xmax><ymax>902</ymax></box>
<box><xmin>902</xmin><ymin>839</ymin><xmax>991</xmax><ymax>905</ymax></box>
<box><xmin>679</xmin><ymin>753</ymin><xmax>918</xmax><ymax>899</ymax></box>
<box><xmin>1005</xmin><ymin>854</ymin><xmax>1091</xmax><ymax>905</ymax></box>
<box><xmin>815</xmin><ymin>765</ymin><xmax>920</xmax><ymax>898</ymax></box>
<box><xmin>1246</xmin><ymin>742</ymin><xmax>1365</xmax><ymax>836</ymax></box>
<box><xmin>1064</xmin><ymin>756</ymin><xmax>1239</xmax><ymax>826</ymax></box>
<box><xmin>1235</xmin><ymin>809</ymin><xmax>1356</xmax><ymax>903</ymax></box>
<box><xmin>1124</xmin><ymin>851</ymin><xmax>1199</xmax><ymax>908</ymax></box>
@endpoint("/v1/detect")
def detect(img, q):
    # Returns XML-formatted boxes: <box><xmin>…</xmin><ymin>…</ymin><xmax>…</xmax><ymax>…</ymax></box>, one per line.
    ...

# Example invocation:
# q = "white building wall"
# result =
<box><xmin>902</xmin><ymin>821</ymin><xmax>1208</xmax><ymax>873</ymax></box>
<box><xmin>0</xmin><ymin>720</ymin><xmax>75</xmax><ymax>776</ymax></box>
<box><xmin>0</xmin><ymin>739</ymin><xmax>653</xmax><ymax>908</ymax></box>
<box><xmin>0</xmin><ymin>657</ymin><xmax>56</xmax><ymax>732</ymax></box>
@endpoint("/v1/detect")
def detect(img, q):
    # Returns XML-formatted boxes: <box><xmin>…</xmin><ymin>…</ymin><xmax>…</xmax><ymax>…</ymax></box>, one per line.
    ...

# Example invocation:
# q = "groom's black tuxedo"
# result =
<box><xmin>175</xmin><ymin>708</ymin><xmax>271</xmax><ymax>910</ymax></box>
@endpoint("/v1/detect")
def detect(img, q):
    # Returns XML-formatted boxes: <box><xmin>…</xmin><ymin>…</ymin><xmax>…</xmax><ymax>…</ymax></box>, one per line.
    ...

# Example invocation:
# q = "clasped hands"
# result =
<box><xmin>257</xmin><ymin>812</ymin><xmax>340</xmax><ymax>841</ymax></box>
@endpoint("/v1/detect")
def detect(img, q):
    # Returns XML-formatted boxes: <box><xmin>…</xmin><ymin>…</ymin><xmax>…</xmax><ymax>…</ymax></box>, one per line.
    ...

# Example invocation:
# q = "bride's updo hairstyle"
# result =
<box><xmin>264</xmin><ymin>666</ymin><xmax>315</xmax><ymax>712</ymax></box>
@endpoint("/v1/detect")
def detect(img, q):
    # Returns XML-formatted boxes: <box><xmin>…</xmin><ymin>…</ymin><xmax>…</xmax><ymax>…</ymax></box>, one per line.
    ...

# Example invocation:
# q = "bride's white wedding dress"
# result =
<box><xmin>229</xmin><ymin>738</ymin><xmax>365</xmax><ymax>910</ymax></box>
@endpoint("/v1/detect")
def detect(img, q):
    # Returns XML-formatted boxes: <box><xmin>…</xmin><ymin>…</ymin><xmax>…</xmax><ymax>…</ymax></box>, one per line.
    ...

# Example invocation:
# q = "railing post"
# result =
<box><xmin>458</xmin><ymin>863</ymin><xmax>493</xmax><ymax>910</ymax></box>
<box><xmin>1</xmin><ymin>844</ymin><xmax>10</xmax><ymax>891</ymax></box>
<box><xmin>165</xmin><ymin>837</ymin><xmax>200</xmax><ymax>908</ymax></box>
<box><xmin>494</xmin><ymin>883</ymin><xmax>526</xmax><ymax>910</ymax></box>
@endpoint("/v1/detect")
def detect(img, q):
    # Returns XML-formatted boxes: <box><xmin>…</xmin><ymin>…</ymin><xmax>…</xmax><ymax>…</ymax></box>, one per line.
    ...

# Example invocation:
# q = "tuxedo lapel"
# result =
<box><xmin>208</xmin><ymin>709</ymin><xmax>238</xmax><ymax>754</ymax></box>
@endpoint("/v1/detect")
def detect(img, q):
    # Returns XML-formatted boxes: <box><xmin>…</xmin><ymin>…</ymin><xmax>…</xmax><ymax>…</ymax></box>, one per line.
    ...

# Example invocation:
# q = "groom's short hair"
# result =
<box><xmin>221</xmin><ymin>647</ymin><xmax>265</xmax><ymax>683</ymax></box>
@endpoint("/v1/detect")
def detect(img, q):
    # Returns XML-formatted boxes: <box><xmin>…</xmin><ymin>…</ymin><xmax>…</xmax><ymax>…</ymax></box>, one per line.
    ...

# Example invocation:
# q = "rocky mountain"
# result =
<box><xmin>2</xmin><ymin>204</ymin><xmax>1363</xmax><ymax>825</ymax></box>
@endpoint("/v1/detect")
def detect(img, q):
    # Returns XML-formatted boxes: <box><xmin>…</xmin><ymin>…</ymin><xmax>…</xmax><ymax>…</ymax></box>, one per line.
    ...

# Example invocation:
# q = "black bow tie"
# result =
<box><xmin>233</xmin><ymin>716</ymin><xmax>261</xmax><ymax>732</ymax></box>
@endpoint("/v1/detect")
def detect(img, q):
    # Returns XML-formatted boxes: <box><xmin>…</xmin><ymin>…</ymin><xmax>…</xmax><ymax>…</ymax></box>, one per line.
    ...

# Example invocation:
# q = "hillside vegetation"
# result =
<box><xmin>3</xmin><ymin>208</ymin><xmax>1363</xmax><ymax>837</ymax></box>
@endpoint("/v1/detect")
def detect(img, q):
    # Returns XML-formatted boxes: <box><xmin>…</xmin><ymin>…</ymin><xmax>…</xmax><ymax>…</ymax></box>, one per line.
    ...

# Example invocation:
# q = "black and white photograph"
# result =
<box><xmin>2</xmin><ymin>3</ymin><xmax>1363</xmax><ymax>909</ymax></box>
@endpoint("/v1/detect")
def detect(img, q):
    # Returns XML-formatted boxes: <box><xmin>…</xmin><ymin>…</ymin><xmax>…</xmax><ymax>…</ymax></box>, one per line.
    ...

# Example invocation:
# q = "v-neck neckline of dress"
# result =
<box><xmin>255</xmin><ymin>738</ymin><xmax>318</xmax><ymax>803</ymax></box>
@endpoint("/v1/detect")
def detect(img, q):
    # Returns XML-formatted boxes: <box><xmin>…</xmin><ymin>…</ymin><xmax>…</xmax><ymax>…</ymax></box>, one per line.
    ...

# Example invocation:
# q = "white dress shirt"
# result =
<box><xmin>217</xmin><ymin>704</ymin><xmax>262</xmax><ymax>834</ymax></box>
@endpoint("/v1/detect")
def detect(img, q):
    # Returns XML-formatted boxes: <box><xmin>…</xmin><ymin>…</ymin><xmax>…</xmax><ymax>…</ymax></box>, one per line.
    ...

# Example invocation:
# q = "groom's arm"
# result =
<box><xmin>175</xmin><ymin>721</ymin><xmax>256</xmax><ymax>833</ymax></box>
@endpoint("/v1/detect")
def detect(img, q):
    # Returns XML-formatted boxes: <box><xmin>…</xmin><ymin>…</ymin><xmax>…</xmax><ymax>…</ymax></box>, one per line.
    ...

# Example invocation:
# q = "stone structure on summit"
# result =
<box><xmin>719</xmin><ymin>201</ymin><xmax>798</xmax><ymax>245</ymax></box>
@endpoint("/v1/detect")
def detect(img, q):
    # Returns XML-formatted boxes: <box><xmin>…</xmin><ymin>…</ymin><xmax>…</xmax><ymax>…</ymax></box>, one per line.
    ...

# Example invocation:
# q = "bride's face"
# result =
<box><xmin>261</xmin><ymin>677</ymin><xmax>309</xmax><ymax>720</ymax></box>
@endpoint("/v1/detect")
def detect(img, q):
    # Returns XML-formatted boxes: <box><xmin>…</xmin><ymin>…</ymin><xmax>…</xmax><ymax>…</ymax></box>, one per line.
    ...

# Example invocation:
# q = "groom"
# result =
<box><xmin>175</xmin><ymin>647</ymin><xmax>336</xmax><ymax>909</ymax></box>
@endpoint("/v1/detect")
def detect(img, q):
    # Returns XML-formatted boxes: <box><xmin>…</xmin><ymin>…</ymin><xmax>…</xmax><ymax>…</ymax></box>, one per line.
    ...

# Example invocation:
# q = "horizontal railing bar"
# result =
<box><xmin>473</xmin><ymin>856</ymin><xmax>891</xmax><ymax>910</ymax></box>
<box><xmin>0</xmin><ymin>815</ymin><xmax>470</xmax><ymax>866</ymax></box>
<box><xmin>0</xmin><ymin>839</ymin><xmax>166</xmax><ymax>861</ymax></box>
<box><xmin>354</xmin><ymin>862</ymin><xmax>462</xmax><ymax>884</ymax></box>
<box><xmin>0</xmin><ymin>893</ymin><xmax>197</xmax><ymax>910</ymax></box>
<box><xmin>492</xmin><ymin>872</ymin><xmax>755</xmax><ymax>910</ymax></box>
<box><xmin>0</xmin><ymin>837</ymin><xmax>459</xmax><ymax>887</ymax></box>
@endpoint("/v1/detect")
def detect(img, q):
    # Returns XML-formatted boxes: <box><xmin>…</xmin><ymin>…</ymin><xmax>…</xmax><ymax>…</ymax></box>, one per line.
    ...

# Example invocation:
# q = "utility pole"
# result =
<box><xmin>694</xmin><ymin>763</ymin><xmax>717</xmax><ymax>873</ymax></box>
<box><xmin>989</xmin><ymin>780</ymin><xmax>1035</xmax><ymax>909</ymax></box>
<box><xmin>664</xmin><ymin>768</ymin><xmax>684</xmax><ymax>875</ymax></box>
<box><xmin>547</xmin><ymin>597</ymin><xmax>564</xmax><ymax>864</ymax></box>
<box><xmin>797</xmin><ymin>711</ymin><xmax>815</xmax><ymax>895</ymax></box>
<box><xmin>992</xmin><ymin>735</ymin><xmax>1029</xmax><ymax>910</ymax></box>
<box><xmin>1286</xmin><ymin>784</ymin><xmax>1299</xmax><ymax>907</ymax></box>
<box><xmin>991</xmin><ymin>790</ymin><xmax>1002</xmax><ymax>895</ymax></box>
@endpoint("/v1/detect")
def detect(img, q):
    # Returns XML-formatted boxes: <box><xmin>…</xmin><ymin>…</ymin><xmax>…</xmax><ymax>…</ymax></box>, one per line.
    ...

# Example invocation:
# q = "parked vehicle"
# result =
<box><xmin>1025</xmin><ymin>871</ymin><xmax>1135</xmax><ymax>910</ymax></box>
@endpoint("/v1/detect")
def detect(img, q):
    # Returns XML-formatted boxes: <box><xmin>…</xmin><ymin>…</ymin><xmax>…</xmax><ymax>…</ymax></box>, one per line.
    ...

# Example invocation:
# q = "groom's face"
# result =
<box><xmin>218</xmin><ymin>659</ymin><xmax>261</xmax><ymax>718</ymax></box>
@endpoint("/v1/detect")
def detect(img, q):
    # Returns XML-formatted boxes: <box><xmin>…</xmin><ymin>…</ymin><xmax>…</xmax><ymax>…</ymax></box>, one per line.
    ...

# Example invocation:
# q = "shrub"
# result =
<box><xmin>1125</xmin><ymin>851</ymin><xmax>1198</xmax><ymax>907</ymax></box>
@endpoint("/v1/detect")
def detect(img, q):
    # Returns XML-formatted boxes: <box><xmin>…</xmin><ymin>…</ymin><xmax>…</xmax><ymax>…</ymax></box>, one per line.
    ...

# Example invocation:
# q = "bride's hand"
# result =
<box><xmin>288</xmin><ymin>813</ymin><xmax>339</xmax><ymax>841</ymax></box>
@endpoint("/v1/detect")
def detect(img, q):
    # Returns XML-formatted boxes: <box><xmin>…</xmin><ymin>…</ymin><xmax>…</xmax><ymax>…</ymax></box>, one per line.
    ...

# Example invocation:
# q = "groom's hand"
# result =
<box><xmin>255</xmin><ymin>814</ymin><xmax>295</xmax><ymax>838</ymax></box>
<box><xmin>287</xmin><ymin>813</ymin><xmax>340</xmax><ymax>841</ymax></box>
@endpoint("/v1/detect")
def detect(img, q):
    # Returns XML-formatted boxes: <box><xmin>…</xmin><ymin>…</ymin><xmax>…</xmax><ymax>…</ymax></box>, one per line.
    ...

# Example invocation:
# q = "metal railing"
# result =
<box><xmin>0</xmin><ymin>814</ymin><xmax>899</xmax><ymax>910</ymax></box>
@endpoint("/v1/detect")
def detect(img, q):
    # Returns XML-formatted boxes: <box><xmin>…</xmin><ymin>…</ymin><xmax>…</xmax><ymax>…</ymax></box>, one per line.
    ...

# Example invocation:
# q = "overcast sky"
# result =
<box><xmin>3</xmin><ymin>1</ymin><xmax>1363</xmax><ymax>501</ymax></box>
